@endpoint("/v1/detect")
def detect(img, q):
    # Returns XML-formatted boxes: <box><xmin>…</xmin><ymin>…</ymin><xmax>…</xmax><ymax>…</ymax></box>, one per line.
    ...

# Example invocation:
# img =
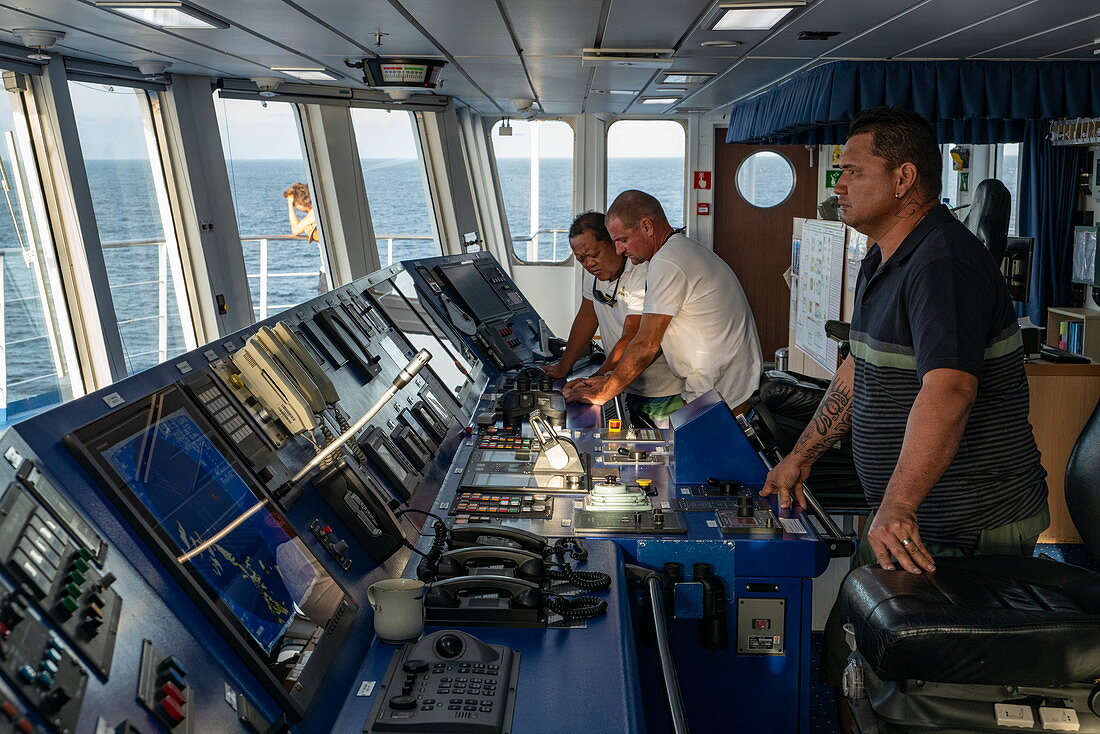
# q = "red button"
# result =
<box><xmin>15</xmin><ymin>718</ymin><xmax>33</xmax><ymax>733</ymax></box>
<box><xmin>158</xmin><ymin>697</ymin><xmax>185</xmax><ymax>725</ymax></box>
<box><xmin>322</xmin><ymin>526</ymin><xmax>332</xmax><ymax>535</ymax></box>
<box><xmin>160</xmin><ymin>682</ymin><xmax>186</xmax><ymax>706</ymax></box>
<box><xmin>0</xmin><ymin>622</ymin><xmax>9</xmax><ymax>638</ymax></box>
<box><xmin>1</xmin><ymin>701</ymin><xmax>16</xmax><ymax>720</ymax></box>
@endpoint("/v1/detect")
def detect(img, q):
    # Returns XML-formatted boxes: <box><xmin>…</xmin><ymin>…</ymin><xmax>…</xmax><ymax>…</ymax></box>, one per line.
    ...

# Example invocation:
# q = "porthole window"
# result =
<box><xmin>736</xmin><ymin>151</ymin><xmax>794</xmax><ymax>208</ymax></box>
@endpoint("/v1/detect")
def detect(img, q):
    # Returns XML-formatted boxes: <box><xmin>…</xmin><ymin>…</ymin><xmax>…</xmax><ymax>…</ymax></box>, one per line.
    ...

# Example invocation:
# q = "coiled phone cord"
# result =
<box><xmin>547</xmin><ymin>563</ymin><xmax>611</xmax><ymax>591</ymax></box>
<box><xmin>544</xmin><ymin>591</ymin><xmax>608</xmax><ymax>622</ymax></box>
<box><xmin>393</xmin><ymin>508</ymin><xmax>450</xmax><ymax>582</ymax></box>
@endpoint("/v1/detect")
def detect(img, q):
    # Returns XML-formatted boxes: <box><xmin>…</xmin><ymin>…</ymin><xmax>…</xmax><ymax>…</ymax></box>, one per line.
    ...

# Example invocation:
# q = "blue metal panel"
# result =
<box><xmin>669</xmin><ymin>390</ymin><xmax>768</xmax><ymax>485</ymax></box>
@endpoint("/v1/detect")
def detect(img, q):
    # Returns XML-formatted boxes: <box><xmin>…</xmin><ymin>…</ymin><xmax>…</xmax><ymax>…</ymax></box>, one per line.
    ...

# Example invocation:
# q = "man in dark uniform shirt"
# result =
<box><xmin>760</xmin><ymin>107</ymin><xmax>1048</xmax><ymax>733</ymax></box>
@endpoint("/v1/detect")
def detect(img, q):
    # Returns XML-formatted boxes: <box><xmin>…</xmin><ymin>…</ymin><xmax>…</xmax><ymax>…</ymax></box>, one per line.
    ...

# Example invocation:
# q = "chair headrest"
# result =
<box><xmin>962</xmin><ymin>178</ymin><xmax>1011</xmax><ymax>263</ymax></box>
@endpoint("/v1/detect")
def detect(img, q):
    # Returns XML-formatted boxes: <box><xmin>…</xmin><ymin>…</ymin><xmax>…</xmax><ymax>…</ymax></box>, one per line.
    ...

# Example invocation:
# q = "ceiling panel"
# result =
<box><xmin>601</xmin><ymin>0</ymin><xmax>713</xmax><ymax>49</ymax></box>
<box><xmin>825</xmin><ymin>0</ymin><xmax>1031</xmax><ymax>58</ymax></box>
<box><xmin>903</xmin><ymin>0</ymin><xmax>1100</xmax><ymax>57</ymax></box>
<box><xmin>746</xmin><ymin>0</ymin><xmax>914</xmax><ymax>58</ymax></box>
<box><xmin>505</xmin><ymin>0</ymin><xmax>601</xmax><ymax>56</ymax></box>
<box><xmin>446</xmin><ymin>56</ymin><xmax>527</xmax><ymax>98</ymax></box>
<box><xmin>524</xmin><ymin>56</ymin><xmax>588</xmax><ymax>103</ymax></box>
<box><xmin>398</xmin><ymin>0</ymin><xmax>516</xmax><ymax>57</ymax></box>
<box><xmin>971</xmin><ymin>13</ymin><xmax>1100</xmax><ymax>58</ymax></box>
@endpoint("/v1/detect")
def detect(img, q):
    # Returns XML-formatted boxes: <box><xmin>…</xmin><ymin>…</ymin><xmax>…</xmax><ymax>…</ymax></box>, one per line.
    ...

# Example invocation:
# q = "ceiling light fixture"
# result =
<box><xmin>271</xmin><ymin>67</ymin><xmax>341</xmax><ymax>81</ymax></box>
<box><xmin>700</xmin><ymin>40</ymin><xmax>743</xmax><ymax>48</ymax></box>
<box><xmin>712</xmin><ymin>2</ymin><xmax>806</xmax><ymax>31</ymax></box>
<box><xmin>11</xmin><ymin>29</ymin><xmax>65</xmax><ymax>61</ymax></box>
<box><xmin>640</xmin><ymin>97</ymin><xmax>681</xmax><ymax>105</ymax></box>
<box><xmin>95</xmin><ymin>2</ymin><xmax>229</xmax><ymax>29</ymax></box>
<box><xmin>660</xmin><ymin>72</ymin><xmax>716</xmax><ymax>84</ymax></box>
<box><xmin>591</xmin><ymin>89</ymin><xmax>639</xmax><ymax>95</ymax></box>
<box><xmin>657</xmin><ymin>87</ymin><xmax>688</xmax><ymax>93</ymax></box>
<box><xmin>134</xmin><ymin>59</ymin><xmax>171</xmax><ymax>79</ymax></box>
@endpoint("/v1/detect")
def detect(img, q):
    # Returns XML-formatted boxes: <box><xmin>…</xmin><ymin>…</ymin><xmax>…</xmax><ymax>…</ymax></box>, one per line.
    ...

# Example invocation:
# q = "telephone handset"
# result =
<box><xmin>312</xmin><ymin>460</ymin><xmax>404</xmax><ymax>564</ymax></box>
<box><xmin>447</xmin><ymin>525</ymin><xmax>549</xmax><ymax>554</ymax></box>
<box><xmin>271</xmin><ymin>322</ymin><xmax>340</xmax><ymax>404</ymax></box>
<box><xmin>435</xmin><ymin>546</ymin><xmax>546</xmax><ymax>582</ymax></box>
<box><xmin>254</xmin><ymin>326</ymin><xmax>327</xmax><ymax>413</ymax></box>
<box><xmin>232</xmin><ymin>336</ymin><xmax>316</xmax><ymax>434</ymax></box>
<box><xmin>426</xmin><ymin>574</ymin><xmax>542</xmax><ymax>610</ymax></box>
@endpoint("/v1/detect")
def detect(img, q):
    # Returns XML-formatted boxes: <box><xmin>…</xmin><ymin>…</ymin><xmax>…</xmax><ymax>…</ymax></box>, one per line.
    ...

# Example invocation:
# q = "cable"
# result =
<box><xmin>547</xmin><ymin>562</ymin><xmax>611</xmax><ymax>591</ymax></box>
<box><xmin>543</xmin><ymin>591</ymin><xmax>607</xmax><ymax>622</ymax></box>
<box><xmin>394</xmin><ymin>508</ymin><xmax>449</xmax><ymax>581</ymax></box>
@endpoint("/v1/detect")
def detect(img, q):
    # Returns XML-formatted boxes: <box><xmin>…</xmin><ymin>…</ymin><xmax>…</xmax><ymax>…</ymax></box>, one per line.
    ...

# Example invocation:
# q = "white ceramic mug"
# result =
<box><xmin>367</xmin><ymin>578</ymin><xmax>426</xmax><ymax>642</ymax></box>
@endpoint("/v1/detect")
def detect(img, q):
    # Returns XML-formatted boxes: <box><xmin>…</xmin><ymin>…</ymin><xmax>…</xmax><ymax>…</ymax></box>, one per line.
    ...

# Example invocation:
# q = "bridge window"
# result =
<box><xmin>995</xmin><ymin>143</ymin><xmax>1020</xmax><ymax>235</ymax></box>
<box><xmin>215</xmin><ymin>97</ymin><xmax>329</xmax><ymax>321</ymax></box>
<box><xmin>736</xmin><ymin>151</ymin><xmax>795</xmax><ymax>208</ymax></box>
<box><xmin>0</xmin><ymin>87</ymin><xmax>81</xmax><ymax>425</ymax></box>
<box><xmin>68</xmin><ymin>82</ymin><xmax>193</xmax><ymax>375</ymax></box>
<box><xmin>351</xmin><ymin>108</ymin><xmax>441</xmax><ymax>265</ymax></box>
<box><xmin>607</xmin><ymin>120</ymin><xmax>686</xmax><ymax>228</ymax></box>
<box><xmin>489</xmin><ymin>119</ymin><xmax>574</xmax><ymax>263</ymax></box>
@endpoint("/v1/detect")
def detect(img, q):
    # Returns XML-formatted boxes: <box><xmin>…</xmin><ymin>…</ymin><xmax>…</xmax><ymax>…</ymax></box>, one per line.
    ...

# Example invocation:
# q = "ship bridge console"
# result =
<box><xmin>0</xmin><ymin>252</ymin><xmax>847</xmax><ymax>734</ymax></box>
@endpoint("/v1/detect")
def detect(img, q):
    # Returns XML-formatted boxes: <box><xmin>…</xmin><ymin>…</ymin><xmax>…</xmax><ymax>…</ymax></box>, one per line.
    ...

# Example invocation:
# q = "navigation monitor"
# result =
<box><xmin>436</xmin><ymin>262</ymin><xmax>511</xmax><ymax>323</ymax></box>
<box><xmin>66</xmin><ymin>385</ymin><xmax>355</xmax><ymax>716</ymax></box>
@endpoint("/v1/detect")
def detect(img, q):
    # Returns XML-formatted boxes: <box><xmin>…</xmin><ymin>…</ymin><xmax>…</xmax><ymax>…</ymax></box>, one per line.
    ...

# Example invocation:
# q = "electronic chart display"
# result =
<box><xmin>67</xmin><ymin>386</ymin><xmax>356</xmax><ymax>715</ymax></box>
<box><xmin>436</xmin><ymin>262</ymin><xmax>511</xmax><ymax>322</ymax></box>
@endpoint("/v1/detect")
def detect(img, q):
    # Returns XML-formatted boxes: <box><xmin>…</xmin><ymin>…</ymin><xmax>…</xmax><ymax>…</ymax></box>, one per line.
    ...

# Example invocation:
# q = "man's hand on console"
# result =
<box><xmin>542</xmin><ymin>362</ymin><xmax>570</xmax><ymax>379</ymax></box>
<box><xmin>562</xmin><ymin>375</ymin><xmax>613</xmax><ymax>405</ymax></box>
<box><xmin>760</xmin><ymin>455</ymin><xmax>811</xmax><ymax>510</ymax></box>
<box><xmin>866</xmin><ymin>501</ymin><xmax>936</xmax><ymax>575</ymax></box>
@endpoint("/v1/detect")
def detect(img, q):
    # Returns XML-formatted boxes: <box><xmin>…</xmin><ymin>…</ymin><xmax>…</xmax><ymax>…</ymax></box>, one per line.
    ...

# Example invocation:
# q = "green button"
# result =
<box><xmin>67</xmin><ymin>570</ymin><xmax>86</xmax><ymax>586</ymax></box>
<box><xmin>63</xmin><ymin>582</ymin><xmax>81</xmax><ymax>598</ymax></box>
<box><xmin>58</xmin><ymin>596</ymin><xmax>78</xmax><ymax>614</ymax></box>
<box><xmin>77</xmin><ymin>548</ymin><xmax>93</xmax><ymax>562</ymax></box>
<box><xmin>71</xmin><ymin>558</ymin><xmax>89</xmax><ymax>574</ymax></box>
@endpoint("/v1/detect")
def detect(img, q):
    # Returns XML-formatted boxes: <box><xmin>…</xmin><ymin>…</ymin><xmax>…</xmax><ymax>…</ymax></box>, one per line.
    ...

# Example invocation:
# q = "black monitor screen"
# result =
<box><xmin>67</xmin><ymin>386</ymin><xmax>353</xmax><ymax>714</ymax></box>
<box><xmin>437</xmin><ymin>263</ymin><xmax>511</xmax><ymax>323</ymax></box>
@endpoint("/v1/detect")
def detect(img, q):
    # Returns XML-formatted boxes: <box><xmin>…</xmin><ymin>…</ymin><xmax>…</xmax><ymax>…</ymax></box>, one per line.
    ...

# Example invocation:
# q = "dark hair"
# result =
<box><xmin>606</xmin><ymin>189</ymin><xmax>668</xmax><ymax>228</ymax></box>
<box><xmin>847</xmin><ymin>107</ymin><xmax>942</xmax><ymax>201</ymax></box>
<box><xmin>569</xmin><ymin>211</ymin><xmax>613</xmax><ymax>244</ymax></box>
<box><xmin>283</xmin><ymin>182</ymin><xmax>313</xmax><ymax>209</ymax></box>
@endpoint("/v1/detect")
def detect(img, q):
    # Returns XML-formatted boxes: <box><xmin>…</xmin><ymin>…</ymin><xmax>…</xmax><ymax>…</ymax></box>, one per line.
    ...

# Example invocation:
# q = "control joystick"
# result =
<box><xmin>433</xmin><ymin>633</ymin><xmax>465</xmax><ymax>659</ymax></box>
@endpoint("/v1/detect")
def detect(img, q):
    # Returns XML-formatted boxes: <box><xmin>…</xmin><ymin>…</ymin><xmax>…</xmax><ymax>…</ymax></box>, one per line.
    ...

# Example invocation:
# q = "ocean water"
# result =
<box><xmin>0</xmin><ymin>155</ymin><xmax>716</xmax><ymax>420</ymax></box>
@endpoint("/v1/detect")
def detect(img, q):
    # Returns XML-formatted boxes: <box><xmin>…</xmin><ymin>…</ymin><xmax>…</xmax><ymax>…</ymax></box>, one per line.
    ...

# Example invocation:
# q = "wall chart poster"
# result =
<box><xmin>795</xmin><ymin>219</ymin><xmax>847</xmax><ymax>370</ymax></box>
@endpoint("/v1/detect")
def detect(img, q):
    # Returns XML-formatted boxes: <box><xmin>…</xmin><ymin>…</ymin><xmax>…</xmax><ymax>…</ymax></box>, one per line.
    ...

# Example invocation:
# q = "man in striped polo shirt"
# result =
<box><xmin>759</xmin><ymin>107</ymin><xmax>1048</xmax><ymax>732</ymax></box>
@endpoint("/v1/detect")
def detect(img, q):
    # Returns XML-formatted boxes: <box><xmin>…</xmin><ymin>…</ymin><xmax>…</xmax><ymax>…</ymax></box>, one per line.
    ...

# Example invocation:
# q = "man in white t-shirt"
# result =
<box><xmin>542</xmin><ymin>212</ymin><xmax>684</xmax><ymax>424</ymax></box>
<box><xmin>564</xmin><ymin>190</ymin><xmax>763</xmax><ymax>413</ymax></box>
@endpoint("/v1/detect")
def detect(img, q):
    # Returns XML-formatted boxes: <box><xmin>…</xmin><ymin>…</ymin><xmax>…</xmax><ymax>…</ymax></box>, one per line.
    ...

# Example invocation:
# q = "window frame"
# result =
<box><xmin>486</xmin><ymin>116</ymin><xmax>578</xmax><ymax>267</ymax></box>
<box><xmin>605</xmin><ymin>117</ymin><xmax>689</xmax><ymax>229</ymax></box>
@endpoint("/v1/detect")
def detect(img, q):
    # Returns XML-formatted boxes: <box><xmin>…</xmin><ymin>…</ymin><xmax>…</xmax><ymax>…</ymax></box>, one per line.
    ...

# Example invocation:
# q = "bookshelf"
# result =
<box><xmin>1047</xmin><ymin>307</ymin><xmax>1100</xmax><ymax>360</ymax></box>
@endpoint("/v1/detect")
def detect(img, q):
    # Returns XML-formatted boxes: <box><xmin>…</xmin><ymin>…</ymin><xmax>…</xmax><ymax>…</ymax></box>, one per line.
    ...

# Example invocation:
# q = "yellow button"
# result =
<box><xmin>636</xmin><ymin>479</ymin><xmax>652</xmax><ymax>488</ymax></box>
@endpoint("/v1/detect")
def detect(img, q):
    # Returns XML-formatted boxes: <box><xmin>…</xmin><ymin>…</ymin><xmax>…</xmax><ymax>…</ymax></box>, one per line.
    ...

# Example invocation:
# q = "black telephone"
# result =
<box><xmin>365</xmin><ymin>629</ymin><xmax>518</xmax><ymax>734</ymax></box>
<box><xmin>311</xmin><ymin>461</ymin><xmax>404</xmax><ymax>563</ymax></box>
<box><xmin>447</xmin><ymin>525</ymin><xmax>549</xmax><ymax>554</ymax></box>
<box><xmin>425</xmin><ymin>575</ymin><xmax>543</xmax><ymax>626</ymax></box>
<box><xmin>435</xmin><ymin>546</ymin><xmax>546</xmax><ymax>582</ymax></box>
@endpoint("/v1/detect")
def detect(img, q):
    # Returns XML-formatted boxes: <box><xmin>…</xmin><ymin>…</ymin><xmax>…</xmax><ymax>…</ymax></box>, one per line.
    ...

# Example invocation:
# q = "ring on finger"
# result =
<box><xmin>901</xmin><ymin>538</ymin><xmax>913</xmax><ymax>547</ymax></box>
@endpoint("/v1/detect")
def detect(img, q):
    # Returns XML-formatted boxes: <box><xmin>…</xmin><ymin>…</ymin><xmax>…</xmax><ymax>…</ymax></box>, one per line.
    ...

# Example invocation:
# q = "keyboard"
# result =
<box><xmin>1040</xmin><ymin>345</ymin><xmax>1091</xmax><ymax>364</ymax></box>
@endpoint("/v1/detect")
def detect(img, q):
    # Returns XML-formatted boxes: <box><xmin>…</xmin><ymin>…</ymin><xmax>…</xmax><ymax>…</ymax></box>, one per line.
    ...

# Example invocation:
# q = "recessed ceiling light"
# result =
<box><xmin>640</xmin><ymin>97</ymin><xmax>681</xmax><ymax>105</ymax></box>
<box><xmin>661</xmin><ymin>72</ymin><xmax>716</xmax><ymax>84</ymax></box>
<box><xmin>700</xmin><ymin>40</ymin><xmax>743</xmax><ymax>48</ymax></box>
<box><xmin>592</xmin><ymin>89</ymin><xmax>639</xmax><ymax>95</ymax></box>
<box><xmin>712</xmin><ymin>2</ymin><xmax>806</xmax><ymax>31</ymax></box>
<box><xmin>271</xmin><ymin>68</ymin><xmax>341</xmax><ymax>81</ymax></box>
<box><xmin>657</xmin><ymin>87</ymin><xmax>688</xmax><ymax>93</ymax></box>
<box><xmin>95</xmin><ymin>1</ymin><xmax>229</xmax><ymax>29</ymax></box>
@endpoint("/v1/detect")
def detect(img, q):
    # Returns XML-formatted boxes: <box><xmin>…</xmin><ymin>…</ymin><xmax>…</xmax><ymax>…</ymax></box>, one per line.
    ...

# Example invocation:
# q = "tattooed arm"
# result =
<box><xmin>760</xmin><ymin>355</ymin><xmax>855</xmax><ymax>509</ymax></box>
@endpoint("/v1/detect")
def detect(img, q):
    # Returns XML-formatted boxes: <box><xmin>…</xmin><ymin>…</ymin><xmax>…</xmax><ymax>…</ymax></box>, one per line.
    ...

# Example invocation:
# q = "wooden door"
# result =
<box><xmin>713</xmin><ymin>138</ymin><xmax>819</xmax><ymax>362</ymax></box>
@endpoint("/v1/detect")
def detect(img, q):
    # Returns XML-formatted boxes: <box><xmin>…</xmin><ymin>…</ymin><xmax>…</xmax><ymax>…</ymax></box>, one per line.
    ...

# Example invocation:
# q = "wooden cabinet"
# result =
<box><xmin>1027</xmin><ymin>360</ymin><xmax>1100</xmax><ymax>543</ymax></box>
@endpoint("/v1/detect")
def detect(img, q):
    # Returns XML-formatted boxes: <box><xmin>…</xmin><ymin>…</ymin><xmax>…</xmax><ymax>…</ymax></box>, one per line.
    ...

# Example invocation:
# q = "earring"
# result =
<box><xmin>895</xmin><ymin>193</ymin><xmax>901</xmax><ymax>198</ymax></box>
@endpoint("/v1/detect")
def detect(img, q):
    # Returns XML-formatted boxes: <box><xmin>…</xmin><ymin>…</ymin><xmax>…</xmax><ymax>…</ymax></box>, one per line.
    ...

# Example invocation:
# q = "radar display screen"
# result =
<box><xmin>436</xmin><ymin>262</ymin><xmax>511</xmax><ymax>323</ymax></box>
<box><xmin>66</xmin><ymin>384</ymin><xmax>355</xmax><ymax>714</ymax></box>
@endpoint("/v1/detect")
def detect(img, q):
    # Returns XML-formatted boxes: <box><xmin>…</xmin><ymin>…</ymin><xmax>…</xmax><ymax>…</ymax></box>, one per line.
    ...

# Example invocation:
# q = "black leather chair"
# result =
<box><xmin>839</xmin><ymin>398</ymin><xmax>1100</xmax><ymax>733</ymax></box>
<box><xmin>962</xmin><ymin>178</ymin><xmax>1011</xmax><ymax>265</ymax></box>
<box><xmin>750</xmin><ymin>370</ymin><xmax>866</xmax><ymax>511</ymax></box>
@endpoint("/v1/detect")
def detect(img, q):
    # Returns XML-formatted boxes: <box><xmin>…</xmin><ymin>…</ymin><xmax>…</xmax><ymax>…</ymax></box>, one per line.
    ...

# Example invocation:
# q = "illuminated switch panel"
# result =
<box><xmin>137</xmin><ymin>640</ymin><xmax>193</xmax><ymax>733</ymax></box>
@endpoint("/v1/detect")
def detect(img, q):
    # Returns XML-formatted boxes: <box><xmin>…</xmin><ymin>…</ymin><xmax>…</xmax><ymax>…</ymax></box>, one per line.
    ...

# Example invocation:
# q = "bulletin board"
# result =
<box><xmin>794</xmin><ymin>220</ymin><xmax>847</xmax><ymax>370</ymax></box>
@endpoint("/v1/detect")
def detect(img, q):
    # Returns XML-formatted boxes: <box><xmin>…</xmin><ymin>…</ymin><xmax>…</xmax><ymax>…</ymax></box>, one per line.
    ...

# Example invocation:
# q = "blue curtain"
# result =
<box><xmin>1017</xmin><ymin>120</ymin><xmax>1082</xmax><ymax>326</ymax></box>
<box><xmin>725</xmin><ymin>60</ymin><xmax>1100</xmax><ymax>145</ymax></box>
